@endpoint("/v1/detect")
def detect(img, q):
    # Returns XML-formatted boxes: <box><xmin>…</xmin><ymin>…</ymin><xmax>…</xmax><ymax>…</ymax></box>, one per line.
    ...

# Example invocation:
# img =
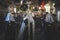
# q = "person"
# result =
<box><xmin>45</xmin><ymin>12</ymin><xmax>54</xmax><ymax>24</ymax></box>
<box><xmin>40</xmin><ymin>12</ymin><xmax>46</xmax><ymax>32</ymax></box>
<box><xmin>44</xmin><ymin>12</ymin><xmax>54</xmax><ymax>40</ymax></box>
<box><xmin>17</xmin><ymin>13</ymin><xmax>28</xmax><ymax>40</ymax></box>
<box><xmin>5</xmin><ymin>6</ymin><xmax>16</xmax><ymax>40</ymax></box>
<box><xmin>15</xmin><ymin>12</ymin><xmax>23</xmax><ymax>40</ymax></box>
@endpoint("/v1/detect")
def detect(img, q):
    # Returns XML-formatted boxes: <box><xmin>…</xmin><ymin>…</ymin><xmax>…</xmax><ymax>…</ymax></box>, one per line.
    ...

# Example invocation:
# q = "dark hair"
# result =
<box><xmin>46</xmin><ymin>12</ymin><xmax>48</xmax><ymax>14</ymax></box>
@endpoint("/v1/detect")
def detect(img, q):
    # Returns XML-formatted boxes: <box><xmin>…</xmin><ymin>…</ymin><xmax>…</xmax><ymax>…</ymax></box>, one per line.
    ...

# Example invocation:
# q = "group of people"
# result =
<box><xmin>4</xmin><ymin>5</ymin><xmax>34</xmax><ymax>40</ymax></box>
<box><xmin>34</xmin><ymin>11</ymin><xmax>60</xmax><ymax>40</ymax></box>
<box><xmin>0</xmin><ymin>4</ymin><xmax>60</xmax><ymax>40</ymax></box>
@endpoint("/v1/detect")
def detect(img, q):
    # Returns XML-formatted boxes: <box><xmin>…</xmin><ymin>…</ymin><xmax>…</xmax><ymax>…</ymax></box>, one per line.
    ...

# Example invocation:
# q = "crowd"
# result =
<box><xmin>0</xmin><ymin>4</ymin><xmax>60</xmax><ymax>40</ymax></box>
<box><xmin>34</xmin><ymin>11</ymin><xmax>60</xmax><ymax>40</ymax></box>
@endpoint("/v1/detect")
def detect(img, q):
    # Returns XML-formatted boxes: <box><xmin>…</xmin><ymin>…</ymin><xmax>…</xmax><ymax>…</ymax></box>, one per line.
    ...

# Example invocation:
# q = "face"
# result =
<box><xmin>8</xmin><ymin>6</ymin><xmax>14</xmax><ymax>13</ymax></box>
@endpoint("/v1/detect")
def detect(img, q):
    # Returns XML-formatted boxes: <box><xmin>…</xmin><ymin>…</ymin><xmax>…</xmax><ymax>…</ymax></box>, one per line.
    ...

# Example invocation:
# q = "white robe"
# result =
<box><xmin>23</xmin><ymin>13</ymin><xmax>34</xmax><ymax>23</ymax></box>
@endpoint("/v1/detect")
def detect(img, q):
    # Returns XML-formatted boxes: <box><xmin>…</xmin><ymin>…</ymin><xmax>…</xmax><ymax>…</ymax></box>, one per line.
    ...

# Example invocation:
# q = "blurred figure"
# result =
<box><xmin>40</xmin><ymin>12</ymin><xmax>46</xmax><ymax>32</ymax></box>
<box><xmin>17</xmin><ymin>13</ymin><xmax>28</xmax><ymax>40</ymax></box>
<box><xmin>5</xmin><ymin>5</ymin><xmax>16</xmax><ymax>40</ymax></box>
<box><xmin>44</xmin><ymin>12</ymin><xmax>54</xmax><ymax>40</ymax></box>
<box><xmin>45</xmin><ymin>12</ymin><xmax>54</xmax><ymax>24</ymax></box>
<box><xmin>15</xmin><ymin>12</ymin><xmax>23</xmax><ymax>40</ymax></box>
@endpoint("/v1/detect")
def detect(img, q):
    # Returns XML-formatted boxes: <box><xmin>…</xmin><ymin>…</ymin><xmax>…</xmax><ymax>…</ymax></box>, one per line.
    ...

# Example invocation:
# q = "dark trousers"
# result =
<box><xmin>5</xmin><ymin>21</ymin><xmax>17</xmax><ymax>40</ymax></box>
<box><xmin>44</xmin><ymin>22</ymin><xmax>56</xmax><ymax>40</ymax></box>
<box><xmin>23</xmin><ymin>23</ymin><xmax>33</xmax><ymax>40</ymax></box>
<box><xmin>0</xmin><ymin>21</ymin><xmax>4</xmax><ymax>33</ymax></box>
<box><xmin>30</xmin><ymin>23</ymin><xmax>33</xmax><ymax>40</ymax></box>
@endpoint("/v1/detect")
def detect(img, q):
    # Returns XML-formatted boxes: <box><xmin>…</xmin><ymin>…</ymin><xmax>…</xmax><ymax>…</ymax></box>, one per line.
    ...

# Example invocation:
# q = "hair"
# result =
<box><xmin>46</xmin><ymin>12</ymin><xmax>48</xmax><ymax>14</ymax></box>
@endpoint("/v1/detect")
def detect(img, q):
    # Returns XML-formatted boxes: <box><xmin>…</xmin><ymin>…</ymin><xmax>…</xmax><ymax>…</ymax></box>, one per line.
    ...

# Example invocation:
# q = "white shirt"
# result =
<box><xmin>45</xmin><ymin>14</ymin><xmax>54</xmax><ymax>23</ymax></box>
<box><xmin>5</xmin><ymin>13</ymin><xmax>11</xmax><ymax>22</ymax></box>
<box><xmin>5</xmin><ymin>12</ymin><xmax>15</xmax><ymax>22</ymax></box>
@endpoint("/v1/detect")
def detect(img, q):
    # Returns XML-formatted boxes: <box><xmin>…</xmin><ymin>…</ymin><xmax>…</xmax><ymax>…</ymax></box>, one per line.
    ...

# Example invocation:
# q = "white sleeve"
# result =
<box><xmin>23</xmin><ymin>16</ymin><xmax>28</xmax><ymax>21</ymax></box>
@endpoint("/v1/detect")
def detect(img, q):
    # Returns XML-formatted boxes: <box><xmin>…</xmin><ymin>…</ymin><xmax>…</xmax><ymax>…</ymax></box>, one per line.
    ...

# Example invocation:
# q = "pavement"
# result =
<box><xmin>0</xmin><ymin>22</ymin><xmax>60</xmax><ymax>40</ymax></box>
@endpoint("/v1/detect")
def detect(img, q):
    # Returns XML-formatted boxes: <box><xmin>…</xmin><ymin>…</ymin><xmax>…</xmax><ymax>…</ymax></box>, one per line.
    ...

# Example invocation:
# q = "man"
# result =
<box><xmin>44</xmin><ymin>12</ymin><xmax>54</xmax><ymax>40</ymax></box>
<box><xmin>45</xmin><ymin>12</ymin><xmax>54</xmax><ymax>24</ymax></box>
<box><xmin>5</xmin><ymin>5</ymin><xmax>16</xmax><ymax>40</ymax></box>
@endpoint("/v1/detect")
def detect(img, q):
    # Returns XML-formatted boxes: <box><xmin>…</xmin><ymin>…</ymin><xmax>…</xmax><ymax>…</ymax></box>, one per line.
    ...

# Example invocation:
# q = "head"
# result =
<box><xmin>46</xmin><ymin>12</ymin><xmax>48</xmax><ymax>14</ymax></box>
<box><xmin>8</xmin><ymin>5</ymin><xmax>14</xmax><ymax>13</ymax></box>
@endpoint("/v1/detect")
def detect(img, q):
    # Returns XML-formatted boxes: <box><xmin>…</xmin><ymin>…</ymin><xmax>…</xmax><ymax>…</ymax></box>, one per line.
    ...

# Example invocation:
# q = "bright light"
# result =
<box><xmin>57</xmin><ymin>11</ymin><xmax>60</xmax><ymax>21</ymax></box>
<box><xmin>33</xmin><ymin>6</ymin><xmax>35</xmax><ymax>9</ymax></box>
<box><xmin>14</xmin><ymin>8</ymin><xmax>16</xmax><ymax>13</ymax></box>
<box><xmin>39</xmin><ymin>7</ymin><xmax>41</xmax><ymax>9</ymax></box>
<box><xmin>53</xmin><ymin>3</ymin><xmax>55</xmax><ymax>6</ymax></box>
<box><xmin>21</xmin><ymin>1</ymin><xmax>23</xmax><ymax>5</ymax></box>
